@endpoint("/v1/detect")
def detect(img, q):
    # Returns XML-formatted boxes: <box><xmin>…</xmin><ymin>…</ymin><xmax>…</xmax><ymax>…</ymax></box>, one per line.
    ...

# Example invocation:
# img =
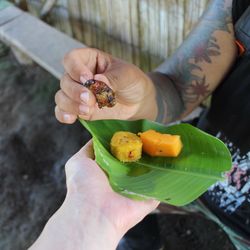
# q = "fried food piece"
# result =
<box><xmin>82</xmin><ymin>79</ymin><xmax>116</xmax><ymax>108</ymax></box>
<box><xmin>110</xmin><ymin>131</ymin><xmax>142</xmax><ymax>162</ymax></box>
<box><xmin>138</xmin><ymin>130</ymin><xmax>183</xmax><ymax>157</ymax></box>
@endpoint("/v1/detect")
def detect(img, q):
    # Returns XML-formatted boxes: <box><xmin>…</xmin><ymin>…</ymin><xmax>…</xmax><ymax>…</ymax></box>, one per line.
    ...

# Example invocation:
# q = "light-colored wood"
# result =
<box><xmin>22</xmin><ymin>0</ymin><xmax>209</xmax><ymax>71</ymax></box>
<box><xmin>0</xmin><ymin>5</ymin><xmax>22</xmax><ymax>25</ymax></box>
<box><xmin>0</xmin><ymin>5</ymin><xmax>85</xmax><ymax>79</ymax></box>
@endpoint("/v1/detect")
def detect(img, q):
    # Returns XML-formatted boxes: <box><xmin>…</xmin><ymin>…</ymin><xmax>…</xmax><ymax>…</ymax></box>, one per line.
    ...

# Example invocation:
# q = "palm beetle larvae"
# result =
<box><xmin>82</xmin><ymin>79</ymin><xmax>116</xmax><ymax>108</ymax></box>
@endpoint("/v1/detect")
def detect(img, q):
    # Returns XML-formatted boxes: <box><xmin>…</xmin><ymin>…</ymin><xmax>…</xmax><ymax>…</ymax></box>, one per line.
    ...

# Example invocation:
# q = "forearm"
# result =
<box><xmin>151</xmin><ymin>0</ymin><xmax>237</xmax><ymax>123</ymax></box>
<box><xmin>147</xmin><ymin>72</ymin><xmax>184</xmax><ymax>123</ymax></box>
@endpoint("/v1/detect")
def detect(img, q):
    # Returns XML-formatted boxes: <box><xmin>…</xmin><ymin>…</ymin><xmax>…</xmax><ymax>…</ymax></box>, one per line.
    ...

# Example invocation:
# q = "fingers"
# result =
<box><xmin>65</xmin><ymin>140</ymin><xmax>94</xmax><ymax>180</ymax></box>
<box><xmin>63</xmin><ymin>48</ymin><xmax>94</xmax><ymax>82</ymax></box>
<box><xmin>55</xmin><ymin>106</ymin><xmax>77</xmax><ymax>124</ymax></box>
<box><xmin>55</xmin><ymin>73</ymin><xmax>97</xmax><ymax>124</ymax></box>
<box><xmin>60</xmin><ymin>74</ymin><xmax>96</xmax><ymax>106</ymax></box>
<box><xmin>63</xmin><ymin>48</ymin><xmax>111</xmax><ymax>82</ymax></box>
<box><xmin>65</xmin><ymin>140</ymin><xmax>110</xmax><ymax>195</ymax></box>
<box><xmin>94</xmin><ymin>59</ymin><xmax>147</xmax><ymax>104</ymax></box>
<box><xmin>55</xmin><ymin>89</ymin><xmax>95</xmax><ymax>119</ymax></box>
<box><xmin>55</xmin><ymin>90</ymin><xmax>82</xmax><ymax>114</ymax></box>
<box><xmin>59</xmin><ymin>47</ymin><xmax>145</xmax><ymax>123</ymax></box>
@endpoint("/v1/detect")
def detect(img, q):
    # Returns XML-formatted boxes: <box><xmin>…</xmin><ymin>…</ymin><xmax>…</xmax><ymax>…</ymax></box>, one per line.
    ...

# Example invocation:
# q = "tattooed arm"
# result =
<box><xmin>150</xmin><ymin>0</ymin><xmax>237</xmax><ymax>124</ymax></box>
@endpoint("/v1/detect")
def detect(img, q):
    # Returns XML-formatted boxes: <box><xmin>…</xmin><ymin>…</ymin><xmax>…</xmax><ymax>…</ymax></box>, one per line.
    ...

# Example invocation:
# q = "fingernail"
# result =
<box><xmin>80</xmin><ymin>76</ymin><xmax>87</xmax><ymax>83</ymax></box>
<box><xmin>63</xmin><ymin>113</ymin><xmax>72</xmax><ymax>122</ymax></box>
<box><xmin>79</xmin><ymin>105</ymin><xmax>89</xmax><ymax>115</ymax></box>
<box><xmin>80</xmin><ymin>92</ymin><xmax>89</xmax><ymax>104</ymax></box>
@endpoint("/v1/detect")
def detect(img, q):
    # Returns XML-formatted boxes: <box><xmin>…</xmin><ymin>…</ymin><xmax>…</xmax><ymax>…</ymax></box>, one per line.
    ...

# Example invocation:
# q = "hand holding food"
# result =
<box><xmin>81</xmin><ymin>119</ymin><xmax>231</xmax><ymax>206</ymax></box>
<box><xmin>55</xmin><ymin>48</ymin><xmax>157</xmax><ymax>123</ymax></box>
<box><xmin>82</xmin><ymin>79</ymin><xmax>116</xmax><ymax>108</ymax></box>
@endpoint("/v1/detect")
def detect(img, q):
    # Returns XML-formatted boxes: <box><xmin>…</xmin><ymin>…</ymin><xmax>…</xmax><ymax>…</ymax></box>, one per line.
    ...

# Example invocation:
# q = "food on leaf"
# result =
<box><xmin>138</xmin><ymin>130</ymin><xmax>183</xmax><ymax>157</ymax></box>
<box><xmin>80</xmin><ymin>119</ymin><xmax>232</xmax><ymax>206</ymax></box>
<box><xmin>82</xmin><ymin>79</ymin><xmax>116</xmax><ymax>108</ymax></box>
<box><xmin>110</xmin><ymin>131</ymin><xmax>142</xmax><ymax>162</ymax></box>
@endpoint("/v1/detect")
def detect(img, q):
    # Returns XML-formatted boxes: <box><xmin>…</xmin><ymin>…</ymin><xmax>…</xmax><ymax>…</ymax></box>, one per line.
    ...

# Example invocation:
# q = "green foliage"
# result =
<box><xmin>80</xmin><ymin>119</ymin><xmax>231</xmax><ymax>206</ymax></box>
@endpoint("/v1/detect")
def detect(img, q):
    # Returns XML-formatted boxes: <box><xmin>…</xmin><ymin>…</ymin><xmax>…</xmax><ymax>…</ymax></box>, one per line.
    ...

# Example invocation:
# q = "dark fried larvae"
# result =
<box><xmin>82</xmin><ymin>79</ymin><xmax>116</xmax><ymax>108</ymax></box>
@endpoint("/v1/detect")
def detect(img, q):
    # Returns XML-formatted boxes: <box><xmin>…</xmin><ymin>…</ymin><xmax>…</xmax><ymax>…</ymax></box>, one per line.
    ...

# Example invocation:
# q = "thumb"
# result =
<box><xmin>94</xmin><ymin>60</ymin><xmax>148</xmax><ymax>105</ymax></box>
<box><xmin>65</xmin><ymin>140</ymin><xmax>110</xmax><ymax>195</ymax></box>
<box><xmin>65</xmin><ymin>140</ymin><xmax>94</xmax><ymax>182</ymax></box>
<box><xmin>75</xmin><ymin>140</ymin><xmax>95</xmax><ymax>159</ymax></box>
<box><xmin>93</xmin><ymin>58</ymin><xmax>131</xmax><ymax>93</ymax></box>
<box><xmin>63</xmin><ymin>48</ymin><xmax>112</xmax><ymax>82</ymax></box>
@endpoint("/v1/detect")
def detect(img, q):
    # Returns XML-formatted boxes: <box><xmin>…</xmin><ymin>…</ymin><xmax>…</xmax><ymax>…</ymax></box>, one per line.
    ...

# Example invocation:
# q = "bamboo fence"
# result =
<box><xmin>13</xmin><ymin>0</ymin><xmax>209</xmax><ymax>71</ymax></box>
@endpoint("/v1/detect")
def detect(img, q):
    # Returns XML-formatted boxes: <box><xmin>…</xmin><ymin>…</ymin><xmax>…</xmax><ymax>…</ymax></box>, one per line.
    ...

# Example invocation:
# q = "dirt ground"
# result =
<box><xmin>0</xmin><ymin>46</ymin><xmax>235</xmax><ymax>250</ymax></box>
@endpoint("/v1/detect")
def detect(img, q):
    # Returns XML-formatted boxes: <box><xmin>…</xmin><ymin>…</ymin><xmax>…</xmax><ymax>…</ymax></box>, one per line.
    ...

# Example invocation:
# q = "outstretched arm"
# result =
<box><xmin>150</xmin><ymin>0</ymin><xmax>237</xmax><ymax>124</ymax></box>
<box><xmin>29</xmin><ymin>141</ymin><xmax>159</xmax><ymax>250</ymax></box>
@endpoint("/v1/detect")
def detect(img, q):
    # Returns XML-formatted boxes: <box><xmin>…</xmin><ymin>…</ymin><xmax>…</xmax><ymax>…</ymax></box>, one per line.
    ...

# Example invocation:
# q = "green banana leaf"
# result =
<box><xmin>80</xmin><ymin>119</ymin><xmax>231</xmax><ymax>206</ymax></box>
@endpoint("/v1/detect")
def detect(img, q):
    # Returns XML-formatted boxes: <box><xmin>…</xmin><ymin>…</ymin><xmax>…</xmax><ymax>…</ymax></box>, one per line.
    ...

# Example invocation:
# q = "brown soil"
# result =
<box><xmin>0</xmin><ymin>47</ymin><xmax>235</xmax><ymax>250</ymax></box>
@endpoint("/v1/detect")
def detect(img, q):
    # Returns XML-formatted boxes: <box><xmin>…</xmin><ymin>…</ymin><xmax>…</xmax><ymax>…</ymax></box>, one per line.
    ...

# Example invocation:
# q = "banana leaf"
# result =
<box><xmin>80</xmin><ymin>119</ymin><xmax>231</xmax><ymax>206</ymax></box>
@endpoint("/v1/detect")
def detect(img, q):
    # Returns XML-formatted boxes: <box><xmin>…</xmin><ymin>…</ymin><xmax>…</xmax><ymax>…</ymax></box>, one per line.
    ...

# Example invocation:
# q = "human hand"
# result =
<box><xmin>29</xmin><ymin>141</ymin><xmax>159</xmax><ymax>250</ymax></box>
<box><xmin>55</xmin><ymin>48</ymin><xmax>157</xmax><ymax>124</ymax></box>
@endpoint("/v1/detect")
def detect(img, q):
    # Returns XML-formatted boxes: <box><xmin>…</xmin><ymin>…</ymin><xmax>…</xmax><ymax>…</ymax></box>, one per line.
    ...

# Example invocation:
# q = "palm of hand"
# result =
<box><xmin>66</xmin><ymin>142</ymin><xmax>159</xmax><ymax>232</ymax></box>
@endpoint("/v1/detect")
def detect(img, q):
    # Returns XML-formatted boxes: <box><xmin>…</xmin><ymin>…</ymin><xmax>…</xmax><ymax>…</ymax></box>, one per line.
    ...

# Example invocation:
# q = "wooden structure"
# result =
<box><xmin>0</xmin><ymin>3</ymin><xmax>84</xmax><ymax>78</ymax></box>
<box><xmin>16</xmin><ymin>0</ymin><xmax>209</xmax><ymax>71</ymax></box>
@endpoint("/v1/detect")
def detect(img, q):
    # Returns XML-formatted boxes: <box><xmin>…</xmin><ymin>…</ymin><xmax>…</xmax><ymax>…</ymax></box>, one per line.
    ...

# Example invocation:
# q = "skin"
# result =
<box><xmin>43</xmin><ymin>0</ymin><xmax>238</xmax><ymax>249</ymax></box>
<box><xmin>29</xmin><ymin>141</ymin><xmax>159</xmax><ymax>250</ymax></box>
<box><xmin>155</xmin><ymin>0</ymin><xmax>236</xmax><ymax>123</ymax></box>
<box><xmin>55</xmin><ymin>51</ymin><xmax>157</xmax><ymax>123</ymax></box>
<box><xmin>55</xmin><ymin>0</ymin><xmax>237</xmax><ymax>125</ymax></box>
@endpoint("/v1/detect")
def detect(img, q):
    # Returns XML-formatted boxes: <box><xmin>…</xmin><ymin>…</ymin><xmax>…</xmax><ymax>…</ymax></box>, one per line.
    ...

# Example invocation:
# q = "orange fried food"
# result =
<box><xmin>138</xmin><ymin>130</ymin><xmax>183</xmax><ymax>157</ymax></box>
<box><xmin>110</xmin><ymin>131</ymin><xmax>142</xmax><ymax>162</ymax></box>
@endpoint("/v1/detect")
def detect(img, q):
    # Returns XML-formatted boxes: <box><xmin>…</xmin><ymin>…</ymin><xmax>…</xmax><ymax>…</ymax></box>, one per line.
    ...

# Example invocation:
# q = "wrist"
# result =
<box><xmin>30</xmin><ymin>194</ymin><xmax>124</xmax><ymax>250</ymax></box>
<box><xmin>147</xmin><ymin>71</ymin><xmax>184</xmax><ymax>124</ymax></box>
<box><xmin>63</xmin><ymin>195</ymin><xmax>124</xmax><ymax>250</ymax></box>
<box><xmin>133</xmin><ymin>73</ymin><xmax>158</xmax><ymax>121</ymax></box>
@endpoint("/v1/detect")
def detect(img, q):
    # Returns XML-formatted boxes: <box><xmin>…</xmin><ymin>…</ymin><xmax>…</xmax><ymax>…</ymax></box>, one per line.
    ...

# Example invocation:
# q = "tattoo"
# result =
<box><xmin>155</xmin><ymin>0</ymin><xmax>233</xmax><ymax>123</ymax></box>
<box><xmin>149</xmin><ymin>73</ymin><xmax>184</xmax><ymax>123</ymax></box>
<box><xmin>178</xmin><ymin>76</ymin><xmax>210</xmax><ymax>103</ymax></box>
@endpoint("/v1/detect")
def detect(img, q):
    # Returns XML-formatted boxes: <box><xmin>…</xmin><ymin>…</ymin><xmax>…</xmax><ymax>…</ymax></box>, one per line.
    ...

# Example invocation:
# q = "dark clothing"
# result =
<box><xmin>199</xmin><ymin>0</ymin><xmax>250</xmax><ymax>242</ymax></box>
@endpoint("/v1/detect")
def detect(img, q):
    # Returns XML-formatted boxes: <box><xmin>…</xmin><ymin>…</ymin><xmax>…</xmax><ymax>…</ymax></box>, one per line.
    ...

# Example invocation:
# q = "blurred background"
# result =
<box><xmin>0</xmin><ymin>0</ymin><xmax>235</xmax><ymax>249</ymax></box>
<box><xmin>8</xmin><ymin>0</ymin><xmax>210</xmax><ymax>70</ymax></box>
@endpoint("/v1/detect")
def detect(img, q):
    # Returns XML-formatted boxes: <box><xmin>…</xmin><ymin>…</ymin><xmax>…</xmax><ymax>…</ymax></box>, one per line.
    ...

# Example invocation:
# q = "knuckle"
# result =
<box><xmin>54</xmin><ymin>91</ymin><xmax>61</xmax><ymax>104</ymax></box>
<box><xmin>79</xmin><ymin>112</ymin><xmax>91</xmax><ymax>121</ymax></box>
<box><xmin>55</xmin><ymin>90</ymin><xmax>69</xmax><ymax>109</ymax></box>
<box><xmin>79</xmin><ymin>115</ymin><xmax>88</xmax><ymax>120</ymax></box>
<box><xmin>63</xmin><ymin>49</ymin><xmax>77</xmax><ymax>63</ymax></box>
<box><xmin>83</xmin><ymin>47</ymin><xmax>96</xmax><ymax>54</ymax></box>
<box><xmin>71</xmin><ymin>83</ymin><xmax>81</xmax><ymax>100</ymax></box>
<box><xmin>55</xmin><ymin>111</ymin><xmax>64</xmax><ymax>123</ymax></box>
<box><xmin>60</xmin><ymin>74</ymin><xmax>67</xmax><ymax>89</ymax></box>
<box><xmin>63</xmin><ymin>52</ymin><xmax>71</xmax><ymax>66</ymax></box>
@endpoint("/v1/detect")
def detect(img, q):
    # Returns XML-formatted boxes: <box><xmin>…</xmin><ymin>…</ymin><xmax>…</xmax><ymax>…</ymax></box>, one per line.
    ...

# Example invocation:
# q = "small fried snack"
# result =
<box><xmin>82</xmin><ymin>79</ymin><xmax>116</xmax><ymax>108</ymax></box>
<box><xmin>138</xmin><ymin>130</ymin><xmax>183</xmax><ymax>157</ymax></box>
<box><xmin>110</xmin><ymin>131</ymin><xmax>142</xmax><ymax>162</ymax></box>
